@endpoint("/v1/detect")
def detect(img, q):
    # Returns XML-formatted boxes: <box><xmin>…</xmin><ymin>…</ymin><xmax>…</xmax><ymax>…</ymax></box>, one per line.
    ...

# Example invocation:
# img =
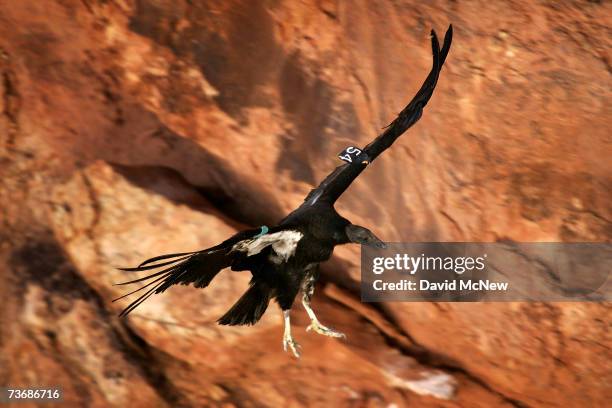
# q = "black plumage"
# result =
<box><xmin>115</xmin><ymin>26</ymin><xmax>453</xmax><ymax>357</ymax></box>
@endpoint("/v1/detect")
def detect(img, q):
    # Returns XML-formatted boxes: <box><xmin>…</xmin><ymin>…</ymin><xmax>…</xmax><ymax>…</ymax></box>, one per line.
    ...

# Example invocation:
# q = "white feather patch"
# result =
<box><xmin>232</xmin><ymin>230</ymin><xmax>303</xmax><ymax>263</ymax></box>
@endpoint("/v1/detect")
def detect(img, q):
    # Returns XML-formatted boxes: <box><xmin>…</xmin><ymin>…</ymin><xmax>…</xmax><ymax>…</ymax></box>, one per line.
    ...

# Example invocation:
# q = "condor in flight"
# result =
<box><xmin>115</xmin><ymin>25</ymin><xmax>452</xmax><ymax>358</ymax></box>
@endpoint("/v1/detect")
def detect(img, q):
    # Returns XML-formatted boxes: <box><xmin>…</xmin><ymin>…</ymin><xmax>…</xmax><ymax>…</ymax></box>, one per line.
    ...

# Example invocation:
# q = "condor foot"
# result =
<box><xmin>282</xmin><ymin>333</ymin><xmax>302</xmax><ymax>358</ymax></box>
<box><xmin>306</xmin><ymin>320</ymin><xmax>346</xmax><ymax>339</ymax></box>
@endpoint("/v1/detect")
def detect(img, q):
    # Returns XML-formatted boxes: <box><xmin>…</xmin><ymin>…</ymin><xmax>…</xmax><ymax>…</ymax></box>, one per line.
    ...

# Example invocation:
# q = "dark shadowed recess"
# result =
<box><xmin>120</xmin><ymin>121</ymin><xmax>286</xmax><ymax>226</ymax></box>
<box><xmin>110</xmin><ymin>163</ymin><xmax>251</xmax><ymax>231</ymax></box>
<box><xmin>65</xmin><ymin>101</ymin><xmax>287</xmax><ymax>227</ymax></box>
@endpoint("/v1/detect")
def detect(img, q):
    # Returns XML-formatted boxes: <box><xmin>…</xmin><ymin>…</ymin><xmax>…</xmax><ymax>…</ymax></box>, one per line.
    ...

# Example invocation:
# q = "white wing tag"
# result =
<box><xmin>338</xmin><ymin>146</ymin><xmax>369</xmax><ymax>164</ymax></box>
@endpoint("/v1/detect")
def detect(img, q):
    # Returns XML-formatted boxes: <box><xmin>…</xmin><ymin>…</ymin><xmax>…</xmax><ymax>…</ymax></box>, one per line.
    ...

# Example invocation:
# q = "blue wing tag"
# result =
<box><xmin>338</xmin><ymin>146</ymin><xmax>369</xmax><ymax>164</ymax></box>
<box><xmin>254</xmin><ymin>225</ymin><xmax>269</xmax><ymax>238</ymax></box>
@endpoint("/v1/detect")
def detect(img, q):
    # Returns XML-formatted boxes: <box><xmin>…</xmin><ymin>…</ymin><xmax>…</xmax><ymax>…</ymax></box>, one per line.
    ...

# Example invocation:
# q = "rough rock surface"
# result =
<box><xmin>0</xmin><ymin>1</ymin><xmax>610</xmax><ymax>407</ymax></box>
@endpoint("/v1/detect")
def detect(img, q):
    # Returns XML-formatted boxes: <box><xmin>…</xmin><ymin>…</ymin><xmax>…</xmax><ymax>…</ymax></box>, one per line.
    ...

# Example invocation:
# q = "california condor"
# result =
<box><xmin>115</xmin><ymin>25</ymin><xmax>453</xmax><ymax>358</ymax></box>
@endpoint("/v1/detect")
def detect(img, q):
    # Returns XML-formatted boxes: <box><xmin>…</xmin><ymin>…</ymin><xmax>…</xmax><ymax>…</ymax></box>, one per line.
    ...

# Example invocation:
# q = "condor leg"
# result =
<box><xmin>301</xmin><ymin>273</ymin><xmax>346</xmax><ymax>339</ymax></box>
<box><xmin>282</xmin><ymin>309</ymin><xmax>301</xmax><ymax>358</ymax></box>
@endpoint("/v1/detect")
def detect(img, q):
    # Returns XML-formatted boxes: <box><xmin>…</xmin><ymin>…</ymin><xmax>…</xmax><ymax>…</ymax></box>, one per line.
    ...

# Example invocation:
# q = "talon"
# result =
<box><xmin>306</xmin><ymin>321</ymin><xmax>346</xmax><ymax>339</ymax></box>
<box><xmin>283</xmin><ymin>335</ymin><xmax>301</xmax><ymax>358</ymax></box>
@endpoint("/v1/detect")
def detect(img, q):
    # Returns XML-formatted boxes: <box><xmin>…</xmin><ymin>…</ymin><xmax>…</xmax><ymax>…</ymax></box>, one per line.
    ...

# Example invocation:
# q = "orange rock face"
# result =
<box><xmin>0</xmin><ymin>1</ymin><xmax>610</xmax><ymax>407</ymax></box>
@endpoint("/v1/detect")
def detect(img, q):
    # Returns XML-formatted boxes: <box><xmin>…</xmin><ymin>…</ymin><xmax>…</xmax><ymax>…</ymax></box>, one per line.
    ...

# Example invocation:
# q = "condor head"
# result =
<box><xmin>345</xmin><ymin>225</ymin><xmax>387</xmax><ymax>249</ymax></box>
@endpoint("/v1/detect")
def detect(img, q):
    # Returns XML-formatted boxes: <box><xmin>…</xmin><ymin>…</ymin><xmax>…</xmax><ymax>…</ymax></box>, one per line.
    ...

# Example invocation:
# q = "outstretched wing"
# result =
<box><xmin>302</xmin><ymin>25</ymin><xmax>453</xmax><ymax>207</ymax></box>
<box><xmin>113</xmin><ymin>226</ymin><xmax>302</xmax><ymax>316</ymax></box>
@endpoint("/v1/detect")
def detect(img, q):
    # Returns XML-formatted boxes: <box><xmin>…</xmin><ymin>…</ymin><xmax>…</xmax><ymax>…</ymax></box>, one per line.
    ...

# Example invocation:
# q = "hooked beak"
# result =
<box><xmin>369</xmin><ymin>236</ymin><xmax>387</xmax><ymax>249</ymax></box>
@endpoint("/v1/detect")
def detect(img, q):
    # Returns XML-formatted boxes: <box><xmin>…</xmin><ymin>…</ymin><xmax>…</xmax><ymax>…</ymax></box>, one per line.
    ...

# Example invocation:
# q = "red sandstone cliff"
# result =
<box><xmin>0</xmin><ymin>1</ymin><xmax>610</xmax><ymax>407</ymax></box>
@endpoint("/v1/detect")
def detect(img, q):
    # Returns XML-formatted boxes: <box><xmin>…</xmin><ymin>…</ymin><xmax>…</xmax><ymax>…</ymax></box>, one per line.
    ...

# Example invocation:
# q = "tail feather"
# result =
<box><xmin>217</xmin><ymin>283</ymin><xmax>272</xmax><ymax>326</ymax></box>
